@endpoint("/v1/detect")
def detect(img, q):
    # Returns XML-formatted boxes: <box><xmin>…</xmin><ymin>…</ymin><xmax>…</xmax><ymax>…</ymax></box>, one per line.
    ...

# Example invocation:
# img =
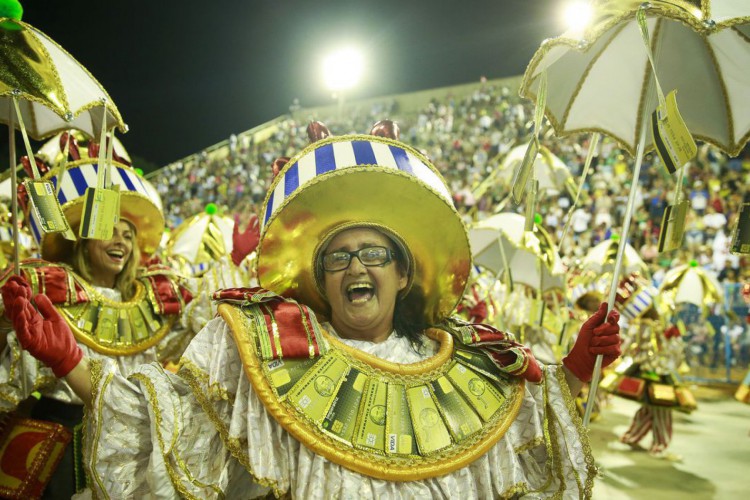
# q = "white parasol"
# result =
<box><xmin>520</xmin><ymin>0</ymin><xmax>750</xmax><ymax>425</ymax></box>
<box><xmin>500</xmin><ymin>143</ymin><xmax>575</xmax><ymax>196</ymax></box>
<box><xmin>580</xmin><ymin>236</ymin><xmax>649</xmax><ymax>276</ymax></box>
<box><xmin>469</xmin><ymin>212</ymin><xmax>565</xmax><ymax>292</ymax></box>
<box><xmin>660</xmin><ymin>261</ymin><xmax>723</xmax><ymax>312</ymax></box>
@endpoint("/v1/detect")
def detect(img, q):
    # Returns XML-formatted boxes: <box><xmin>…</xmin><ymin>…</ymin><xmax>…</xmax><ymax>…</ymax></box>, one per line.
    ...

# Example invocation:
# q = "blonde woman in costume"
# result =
<box><xmin>0</xmin><ymin>134</ymin><xmax>257</xmax><ymax>498</ymax></box>
<box><xmin>3</xmin><ymin>123</ymin><xmax>621</xmax><ymax>499</ymax></box>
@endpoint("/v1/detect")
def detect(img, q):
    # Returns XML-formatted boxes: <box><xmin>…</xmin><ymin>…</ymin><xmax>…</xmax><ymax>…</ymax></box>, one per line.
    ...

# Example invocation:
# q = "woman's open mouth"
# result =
<box><xmin>346</xmin><ymin>282</ymin><xmax>375</xmax><ymax>303</ymax></box>
<box><xmin>106</xmin><ymin>249</ymin><xmax>125</xmax><ymax>263</ymax></box>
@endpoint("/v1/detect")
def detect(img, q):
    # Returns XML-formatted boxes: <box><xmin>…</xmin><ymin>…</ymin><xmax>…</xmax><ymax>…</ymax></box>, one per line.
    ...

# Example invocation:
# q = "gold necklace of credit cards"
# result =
<box><xmin>58</xmin><ymin>277</ymin><xmax>176</xmax><ymax>356</ymax></box>
<box><xmin>220</xmin><ymin>303</ymin><xmax>525</xmax><ymax>481</ymax></box>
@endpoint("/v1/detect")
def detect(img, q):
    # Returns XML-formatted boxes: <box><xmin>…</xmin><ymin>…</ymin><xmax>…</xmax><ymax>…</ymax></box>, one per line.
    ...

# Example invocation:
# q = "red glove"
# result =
<box><xmin>2</xmin><ymin>275</ymin><xmax>32</xmax><ymax>322</ymax></box>
<box><xmin>231</xmin><ymin>214</ymin><xmax>260</xmax><ymax>266</ymax></box>
<box><xmin>468</xmin><ymin>301</ymin><xmax>488</xmax><ymax>324</ymax></box>
<box><xmin>563</xmin><ymin>302</ymin><xmax>621</xmax><ymax>383</ymax></box>
<box><xmin>9</xmin><ymin>294</ymin><xmax>82</xmax><ymax>378</ymax></box>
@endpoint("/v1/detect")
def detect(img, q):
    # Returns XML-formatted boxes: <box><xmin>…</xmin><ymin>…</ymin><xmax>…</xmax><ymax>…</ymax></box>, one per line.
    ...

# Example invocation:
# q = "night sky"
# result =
<box><xmin>20</xmin><ymin>0</ymin><xmax>566</xmax><ymax>167</ymax></box>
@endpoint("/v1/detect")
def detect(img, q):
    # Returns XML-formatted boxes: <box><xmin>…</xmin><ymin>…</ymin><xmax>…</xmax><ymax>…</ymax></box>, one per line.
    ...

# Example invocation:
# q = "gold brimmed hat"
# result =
<box><xmin>24</xmin><ymin>133</ymin><xmax>164</xmax><ymax>262</ymax></box>
<box><xmin>257</xmin><ymin>124</ymin><xmax>471</xmax><ymax>324</ymax></box>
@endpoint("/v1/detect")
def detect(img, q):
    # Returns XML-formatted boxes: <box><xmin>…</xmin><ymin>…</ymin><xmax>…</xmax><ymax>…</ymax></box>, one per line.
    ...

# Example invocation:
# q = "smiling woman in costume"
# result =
<box><xmin>0</xmin><ymin>133</ymin><xmax>201</xmax><ymax>498</ymax></box>
<box><xmin>3</xmin><ymin>123</ymin><xmax>621</xmax><ymax>498</ymax></box>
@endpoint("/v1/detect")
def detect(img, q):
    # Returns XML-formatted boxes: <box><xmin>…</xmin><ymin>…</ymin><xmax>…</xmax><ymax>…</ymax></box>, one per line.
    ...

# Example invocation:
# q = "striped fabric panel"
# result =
<box><xmin>28</xmin><ymin>164</ymin><xmax>161</xmax><ymax>244</ymax></box>
<box><xmin>623</xmin><ymin>287</ymin><xmax>657</xmax><ymax>320</ymax></box>
<box><xmin>263</xmin><ymin>140</ymin><xmax>450</xmax><ymax>229</ymax></box>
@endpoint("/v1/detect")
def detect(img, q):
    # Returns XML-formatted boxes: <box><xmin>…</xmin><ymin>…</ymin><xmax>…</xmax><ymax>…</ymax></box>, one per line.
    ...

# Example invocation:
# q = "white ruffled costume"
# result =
<box><xmin>83</xmin><ymin>316</ymin><xmax>596</xmax><ymax>499</ymax></box>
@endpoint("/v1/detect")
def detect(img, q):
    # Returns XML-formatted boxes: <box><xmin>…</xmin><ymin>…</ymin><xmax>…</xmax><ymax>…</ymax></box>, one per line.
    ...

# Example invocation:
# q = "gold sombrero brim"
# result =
<box><xmin>257</xmin><ymin>167</ymin><xmax>471</xmax><ymax>324</ymax></box>
<box><xmin>41</xmin><ymin>191</ymin><xmax>164</xmax><ymax>262</ymax></box>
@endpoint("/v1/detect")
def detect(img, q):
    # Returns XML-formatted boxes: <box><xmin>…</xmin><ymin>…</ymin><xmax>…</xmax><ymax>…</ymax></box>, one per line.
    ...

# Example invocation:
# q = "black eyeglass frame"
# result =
<box><xmin>321</xmin><ymin>246</ymin><xmax>394</xmax><ymax>272</ymax></box>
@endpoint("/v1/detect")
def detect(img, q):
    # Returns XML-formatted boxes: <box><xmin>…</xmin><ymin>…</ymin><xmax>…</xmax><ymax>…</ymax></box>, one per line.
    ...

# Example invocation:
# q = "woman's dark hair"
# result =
<box><xmin>389</xmin><ymin>243</ymin><xmax>427</xmax><ymax>349</ymax></box>
<box><xmin>393</xmin><ymin>285</ymin><xmax>428</xmax><ymax>349</ymax></box>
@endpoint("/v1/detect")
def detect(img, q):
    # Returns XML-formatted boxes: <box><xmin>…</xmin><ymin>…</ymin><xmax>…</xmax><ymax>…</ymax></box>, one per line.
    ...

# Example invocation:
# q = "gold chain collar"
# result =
<box><xmin>59</xmin><ymin>279</ymin><xmax>176</xmax><ymax>356</ymax></box>
<box><xmin>220</xmin><ymin>302</ymin><xmax>525</xmax><ymax>481</ymax></box>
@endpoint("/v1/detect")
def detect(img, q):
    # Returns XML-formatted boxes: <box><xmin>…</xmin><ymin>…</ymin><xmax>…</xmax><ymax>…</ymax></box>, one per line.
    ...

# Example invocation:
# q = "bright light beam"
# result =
<box><xmin>563</xmin><ymin>1</ymin><xmax>594</xmax><ymax>35</ymax></box>
<box><xmin>322</xmin><ymin>47</ymin><xmax>364</xmax><ymax>92</ymax></box>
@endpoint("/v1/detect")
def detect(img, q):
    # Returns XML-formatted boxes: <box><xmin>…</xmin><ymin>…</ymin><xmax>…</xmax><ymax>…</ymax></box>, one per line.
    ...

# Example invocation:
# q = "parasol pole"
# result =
<box><xmin>55</xmin><ymin>131</ymin><xmax>72</xmax><ymax>198</ymax></box>
<box><xmin>524</xmin><ymin>72</ymin><xmax>546</xmax><ymax>232</ymax></box>
<box><xmin>8</xmin><ymin>101</ymin><xmax>29</xmax><ymax>397</ymax></box>
<box><xmin>8</xmin><ymin>110</ymin><xmax>19</xmax><ymax>276</ymax></box>
<box><xmin>582</xmin><ymin>111</ymin><xmax>650</xmax><ymax>427</ymax></box>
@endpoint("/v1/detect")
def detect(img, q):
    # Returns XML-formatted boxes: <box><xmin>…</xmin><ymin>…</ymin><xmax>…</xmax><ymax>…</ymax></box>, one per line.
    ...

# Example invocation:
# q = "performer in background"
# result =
<box><xmin>3</xmin><ymin>123</ymin><xmax>620</xmax><ymax>498</ymax></box>
<box><xmin>600</xmin><ymin>273</ymin><xmax>696</xmax><ymax>459</ymax></box>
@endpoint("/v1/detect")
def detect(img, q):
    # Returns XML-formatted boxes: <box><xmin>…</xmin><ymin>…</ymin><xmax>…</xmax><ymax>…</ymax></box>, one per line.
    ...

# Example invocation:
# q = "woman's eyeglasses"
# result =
<box><xmin>322</xmin><ymin>246</ymin><xmax>394</xmax><ymax>271</ymax></box>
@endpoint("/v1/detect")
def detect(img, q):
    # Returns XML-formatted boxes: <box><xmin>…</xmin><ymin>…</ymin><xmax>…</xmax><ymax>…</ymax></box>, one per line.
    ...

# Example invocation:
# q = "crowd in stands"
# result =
<box><xmin>153</xmin><ymin>80</ymin><xmax>750</xmax><ymax>375</ymax></box>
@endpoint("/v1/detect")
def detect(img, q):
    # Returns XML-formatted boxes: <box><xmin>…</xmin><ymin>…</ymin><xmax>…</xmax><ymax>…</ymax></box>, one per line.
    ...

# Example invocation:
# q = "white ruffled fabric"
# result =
<box><xmin>182</xmin><ymin>255</ymin><xmax>253</xmax><ymax>333</ymax></box>
<box><xmin>84</xmin><ymin>317</ymin><xmax>595</xmax><ymax>499</ymax></box>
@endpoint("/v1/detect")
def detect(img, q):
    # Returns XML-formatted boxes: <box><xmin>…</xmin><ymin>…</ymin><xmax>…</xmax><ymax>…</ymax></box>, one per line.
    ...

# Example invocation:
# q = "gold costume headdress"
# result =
<box><xmin>257</xmin><ymin>122</ymin><xmax>471</xmax><ymax>323</ymax></box>
<box><xmin>20</xmin><ymin>132</ymin><xmax>164</xmax><ymax>262</ymax></box>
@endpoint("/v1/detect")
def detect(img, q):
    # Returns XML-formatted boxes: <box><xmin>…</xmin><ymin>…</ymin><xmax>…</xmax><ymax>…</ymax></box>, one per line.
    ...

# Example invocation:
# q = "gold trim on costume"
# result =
<box><xmin>555</xmin><ymin>366</ymin><xmax>597</xmax><ymax>499</ymax></box>
<box><xmin>178</xmin><ymin>359</ymin><xmax>283</xmax><ymax>497</ymax></box>
<box><xmin>87</xmin><ymin>359</ymin><xmax>112</xmax><ymax>499</ymax></box>
<box><xmin>218</xmin><ymin>303</ymin><xmax>525</xmax><ymax>482</ymax></box>
<box><xmin>53</xmin><ymin>277</ymin><xmax>177</xmax><ymax>356</ymax></box>
<box><xmin>130</xmin><ymin>373</ymin><xmax>223</xmax><ymax>499</ymax></box>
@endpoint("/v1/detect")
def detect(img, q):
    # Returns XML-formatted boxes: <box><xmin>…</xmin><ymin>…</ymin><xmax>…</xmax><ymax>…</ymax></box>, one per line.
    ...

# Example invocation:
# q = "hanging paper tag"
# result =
<box><xmin>24</xmin><ymin>180</ymin><xmax>71</xmax><ymax>234</ymax></box>
<box><xmin>651</xmin><ymin>90</ymin><xmax>697</xmax><ymax>174</ymax></box>
<box><xmin>79</xmin><ymin>185</ymin><xmax>121</xmax><ymax>240</ymax></box>
<box><xmin>730</xmin><ymin>202</ymin><xmax>750</xmax><ymax>255</ymax></box>
<box><xmin>511</xmin><ymin>137</ymin><xmax>539</xmax><ymax>205</ymax></box>
<box><xmin>657</xmin><ymin>199</ymin><xmax>688</xmax><ymax>252</ymax></box>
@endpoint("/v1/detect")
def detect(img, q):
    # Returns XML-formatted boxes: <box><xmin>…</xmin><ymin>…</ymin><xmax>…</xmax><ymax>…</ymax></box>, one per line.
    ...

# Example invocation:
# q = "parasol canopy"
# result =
<box><xmin>469</xmin><ymin>212</ymin><xmax>565</xmax><ymax>292</ymax></box>
<box><xmin>520</xmin><ymin>0</ymin><xmax>750</xmax><ymax>157</ymax></box>
<box><xmin>660</xmin><ymin>261</ymin><xmax>723</xmax><ymax>311</ymax></box>
<box><xmin>500</xmin><ymin>143</ymin><xmax>576</xmax><ymax>196</ymax></box>
<box><xmin>579</xmin><ymin>236</ymin><xmax>648</xmax><ymax>276</ymax></box>
<box><xmin>164</xmin><ymin>206</ymin><xmax>235</xmax><ymax>274</ymax></box>
<box><xmin>0</xmin><ymin>13</ymin><xmax>125</xmax><ymax>139</ymax></box>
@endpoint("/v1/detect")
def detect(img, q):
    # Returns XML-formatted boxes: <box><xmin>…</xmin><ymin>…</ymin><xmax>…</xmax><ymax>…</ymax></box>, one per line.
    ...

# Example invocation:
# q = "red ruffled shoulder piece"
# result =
<box><xmin>458</xmin><ymin>321</ymin><xmax>543</xmax><ymax>383</ymax></box>
<box><xmin>214</xmin><ymin>287</ymin><xmax>325</xmax><ymax>359</ymax></box>
<box><xmin>0</xmin><ymin>260</ymin><xmax>88</xmax><ymax>305</ymax></box>
<box><xmin>140</xmin><ymin>264</ymin><xmax>193</xmax><ymax>315</ymax></box>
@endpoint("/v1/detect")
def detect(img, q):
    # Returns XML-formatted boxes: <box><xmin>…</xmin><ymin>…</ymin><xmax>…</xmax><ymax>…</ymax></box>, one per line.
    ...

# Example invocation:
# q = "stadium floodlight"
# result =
<box><xmin>562</xmin><ymin>1</ymin><xmax>594</xmax><ymax>36</ymax></box>
<box><xmin>322</xmin><ymin>47</ymin><xmax>364</xmax><ymax>92</ymax></box>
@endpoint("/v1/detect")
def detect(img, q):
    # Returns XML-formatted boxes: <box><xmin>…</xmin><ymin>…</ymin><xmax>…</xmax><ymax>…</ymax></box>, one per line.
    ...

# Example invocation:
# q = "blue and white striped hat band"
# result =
<box><xmin>615</xmin><ymin>273</ymin><xmax>657</xmax><ymax>321</ymax></box>
<box><xmin>569</xmin><ymin>272</ymin><xmax>609</xmax><ymax>307</ymax></box>
<box><xmin>257</xmin><ymin>134</ymin><xmax>471</xmax><ymax>324</ymax></box>
<box><xmin>262</xmin><ymin>135</ymin><xmax>452</xmax><ymax>230</ymax></box>
<box><xmin>33</xmin><ymin>159</ymin><xmax>164</xmax><ymax>262</ymax></box>
<box><xmin>619</xmin><ymin>286</ymin><xmax>657</xmax><ymax>321</ymax></box>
